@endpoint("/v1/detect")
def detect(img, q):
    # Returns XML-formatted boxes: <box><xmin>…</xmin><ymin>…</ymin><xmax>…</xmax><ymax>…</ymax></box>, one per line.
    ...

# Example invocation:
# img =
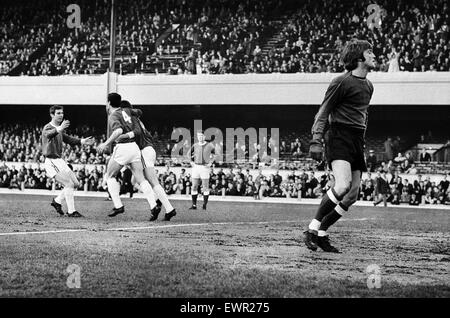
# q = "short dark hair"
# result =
<box><xmin>108</xmin><ymin>93</ymin><xmax>122</xmax><ymax>108</ymax></box>
<box><xmin>341</xmin><ymin>39</ymin><xmax>373</xmax><ymax>71</ymax></box>
<box><xmin>49</xmin><ymin>105</ymin><xmax>64</xmax><ymax>115</ymax></box>
<box><xmin>120</xmin><ymin>100</ymin><xmax>132</xmax><ymax>108</ymax></box>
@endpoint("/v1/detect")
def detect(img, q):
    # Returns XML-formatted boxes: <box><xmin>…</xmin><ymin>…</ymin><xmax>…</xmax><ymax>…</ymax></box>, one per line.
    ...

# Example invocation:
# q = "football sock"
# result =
<box><xmin>106</xmin><ymin>178</ymin><xmax>123</xmax><ymax>209</ymax></box>
<box><xmin>55</xmin><ymin>188</ymin><xmax>65</xmax><ymax>205</ymax></box>
<box><xmin>192</xmin><ymin>193</ymin><xmax>198</xmax><ymax>206</ymax></box>
<box><xmin>308</xmin><ymin>219</ymin><xmax>321</xmax><ymax>231</ymax></box>
<box><xmin>314</xmin><ymin>188</ymin><xmax>342</xmax><ymax>221</ymax></box>
<box><xmin>203</xmin><ymin>192</ymin><xmax>209</xmax><ymax>206</ymax></box>
<box><xmin>140</xmin><ymin>180</ymin><xmax>157</xmax><ymax>209</ymax></box>
<box><xmin>64</xmin><ymin>187</ymin><xmax>76</xmax><ymax>214</ymax></box>
<box><xmin>319</xmin><ymin>202</ymin><xmax>349</xmax><ymax>231</ymax></box>
<box><xmin>153</xmin><ymin>184</ymin><xmax>174</xmax><ymax>212</ymax></box>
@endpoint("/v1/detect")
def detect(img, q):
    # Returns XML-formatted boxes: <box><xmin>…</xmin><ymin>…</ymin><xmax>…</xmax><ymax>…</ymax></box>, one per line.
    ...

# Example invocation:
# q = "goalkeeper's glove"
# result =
<box><xmin>309</xmin><ymin>138</ymin><xmax>323</xmax><ymax>161</ymax></box>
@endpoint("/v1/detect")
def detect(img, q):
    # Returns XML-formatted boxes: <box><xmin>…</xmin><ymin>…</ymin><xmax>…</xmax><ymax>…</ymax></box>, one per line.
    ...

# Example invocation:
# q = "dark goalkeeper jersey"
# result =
<box><xmin>311</xmin><ymin>72</ymin><xmax>374</xmax><ymax>140</ymax></box>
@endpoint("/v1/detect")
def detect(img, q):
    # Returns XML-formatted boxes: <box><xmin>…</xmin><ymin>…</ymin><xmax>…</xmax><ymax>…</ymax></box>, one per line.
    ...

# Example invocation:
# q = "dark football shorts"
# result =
<box><xmin>324</xmin><ymin>123</ymin><xmax>367</xmax><ymax>172</ymax></box>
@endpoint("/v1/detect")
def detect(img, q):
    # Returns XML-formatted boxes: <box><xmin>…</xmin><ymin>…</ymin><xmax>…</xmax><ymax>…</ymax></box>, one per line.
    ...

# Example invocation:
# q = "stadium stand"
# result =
<box><xmin>1</xmin><ymin>0</ymin><xmax>449</xmax><ymax>75</ymax></box>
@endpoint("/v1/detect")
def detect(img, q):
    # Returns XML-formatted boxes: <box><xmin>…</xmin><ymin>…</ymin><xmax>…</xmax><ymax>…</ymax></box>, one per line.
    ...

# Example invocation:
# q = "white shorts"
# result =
<box><xmin>112</xmin><ymin>143</ymin><xmax>141</xmax><ymax>166</ymax></box>
<box><xmin>192</xmin><ymin>164</ymin><xmax>210</xmax><ymax>180</ymax></box>
<box><xmin>44</xmin><ymin>158</ymin><xmax>72</xmax><ymax>178</ymax></box>
<box><xmin>141</xmin><ymin>146</ymin><xmax>156</xmax><ymax>168</ymax></box>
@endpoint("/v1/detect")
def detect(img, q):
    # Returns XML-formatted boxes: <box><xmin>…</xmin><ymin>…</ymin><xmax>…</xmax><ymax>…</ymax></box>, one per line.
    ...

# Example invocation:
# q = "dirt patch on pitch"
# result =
<box><xmin>185</xmin><ymin>223</ymin><xmax>450</xmax><ymax>287</ymax></box>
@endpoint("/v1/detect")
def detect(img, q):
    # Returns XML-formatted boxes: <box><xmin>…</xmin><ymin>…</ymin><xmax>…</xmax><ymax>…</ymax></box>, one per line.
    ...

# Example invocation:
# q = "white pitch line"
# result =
<box><xmin>106</xmin><ymin>218</ymin><xmax>376</xmax><ymax>232</ymax></box>
<box><xmin>0</xmin><ymin>228</ymin><xmax>88</xmax><ymax>236</ymax></box>
<box><xmin>106</xmin><ymin>220</ymin><xmax>301</xmax><ymax>232</ymax></box>
<box><xmin>0</xmin><ymin>218</ymin><xmax>376</xmax><ymax>237</ymax></box>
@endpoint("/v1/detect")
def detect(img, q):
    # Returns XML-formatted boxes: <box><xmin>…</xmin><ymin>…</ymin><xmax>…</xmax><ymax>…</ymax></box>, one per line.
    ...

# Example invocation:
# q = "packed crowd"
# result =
<box><xmin>0</xmin><ymin>123</ymin><xmax>107</xmax><ymax>164</ymax></box>
<box><xmin>2</xmin><ymin>161</ymin><xmax>449</xmax><ymax>206</ymax></box>
<box><xmin>156</xmin><ymin>0</ymin><xmax>450</xmax><ymax>73</ymax></box>
<box><xmin>0</xmin><ymin>0</ymin><xmax>65</xmax><ymax>75</ymax></box>
<box><xmin>360</xmin><ymin>171</ymin><xmax>450</xmax><ymax>205</ymax></box>
<box><xmin>1</xmin><ymin>0</ymin><xmax>449</xmax><ymax>75</ymax></box>
<box><xmin>23</xmin><ymin>0</ymin><xmax>113</xmax><ymax>76</ymax></box>
<box><xmin>0</xmin><ymin>162</ymin><xmax>107</xmax><ymax>192</ymax></box>
<box><xmin>261</xmin><ymin>0</ymin><xmax>450</xmax><ymax>73</ymax></box>
<box><xmin>156</xmin><ymin>167</ymin><xmax>329</xmax><ymax>198</ymax></box>
<box><xmin>0</xmin><ymin>123</ymin><xmax>295</xmax><ymax>168</ymax></box>
<box><xmin>168</xmin><ymin>0</ymin><xmax>283</xmax><ymax>74</ymax></box>
<box><xmin>3</xmin><ymin>122</ymin><xmax>449</xmax><ymax>175</ymax></box>
<box><xmin>24</xmin><ymin>0</ymin><xmax>186</xmax><ymax>76</ymax></box>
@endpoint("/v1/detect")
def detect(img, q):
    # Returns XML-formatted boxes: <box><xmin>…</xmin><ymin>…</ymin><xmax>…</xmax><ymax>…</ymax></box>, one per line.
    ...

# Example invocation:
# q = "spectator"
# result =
<box><xmin>366</xmin><ymin>149</ymin><xmax>378</xmax><ymax>172</ymax></box>
<box><xmin>409</xmin><ymin>193</ymin><xmax>420</xmax><ymax>205</ymax></box>
<box><xmin>424</xmin><ymin>187</ymin><xmax>437</xmax><ymax>204</ymax></box>
<box><xmin>387</xmin><ymin>48</ymin><xmax>400</xmax><ymax>72</ymax></box>
<box><xmin>391</xmin><ymin>192</ymin><xmax>401</xmax><ymax>205</ymax></box>
<box><xmin>400</xmin><ymin>188</ymin><xmax>411</xmax><ymax>203</ymax></box>
<box><xmin>403</xmin><ymin>178</ymin><xmax>414</xmax><ymax>195</ymax></box>
<box><xmin>394</xmin><ymin>152</ymin><xmax>407</xmax><ymax>163</ymax></box>
<box><xmin>384</xmin><ymin>137</ymin><xmax>394</xmax><ymax>161</ymax></box>
<box><xmin>439</xmin><ymin>174</ymin><xmax>449</xmax><ymax>193</ymax></box>
<box><xmin>273</xmin><ymin>170</ymin><xmax>283</xmax><ymax>186</ymax></box>
<box><xmin>225</xmin><ymin>182</ymin><xmax>238</xmax><ymax>196</ymax></box>
<box><xmin>419</xmin><ymin>148</ymin><xmax>432</xmax><ymax>162</ymax></box>
<box><xmin>373</xmin><ymin>171</ymin><xmax>390</xmax><ymax>207</ymax></box>
<box><xmin>392</xmin><ymin>136</ymin><xmax>401</xmax><ymax>156</ymax></box>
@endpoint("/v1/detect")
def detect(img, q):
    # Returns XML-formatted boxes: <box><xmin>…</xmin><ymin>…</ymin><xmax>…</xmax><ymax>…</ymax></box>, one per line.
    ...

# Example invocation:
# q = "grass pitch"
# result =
<box><xmin>0</xmin><ymin>193</ymin><xmax>449</xmax><ymax>297</ymax></box>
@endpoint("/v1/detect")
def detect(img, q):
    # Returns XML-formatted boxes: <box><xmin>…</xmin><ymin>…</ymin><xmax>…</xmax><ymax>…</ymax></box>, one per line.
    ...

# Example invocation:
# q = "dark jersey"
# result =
<box><xmin>41</xmin><ymin>123</ymin><xmax>81</xmax><ymax>158</ymax></box>
<box><xmin>115</xmin><ymin>108</ymin><xmax>154</xmax><ymax>150</ymax></box>
<box><xmin>107</xmin><ymin>107</ymin><xmax>135</xmax><ymax>142</ymax></box>
<box><xmin>312</xmin><ymin>72</ymin><xmax>374</xmax><ymax>140</ymax></box>
<box><xmin>130</xmin><ymin>110</ymin><xmax>153</xmax><ymax>150</ymax></box>
<box><xmin>190</xmin><ymin>142</ymin><xmax>215</xmax><ymax>165</ymax></box>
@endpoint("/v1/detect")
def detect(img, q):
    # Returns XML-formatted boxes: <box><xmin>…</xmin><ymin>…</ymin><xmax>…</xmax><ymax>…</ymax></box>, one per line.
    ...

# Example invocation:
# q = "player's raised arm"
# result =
<box><xmin>80</xmin><ymin>136</ymin><xmax>95</xmax><ymax>145</ymax></box>
<box><xmin>63</xmin><ymin>133</ymin><xmax>95</xmax><ymax>146</ymax></box>
<box><xmin>62</xmin><ymin>133</ymin><xmax>81</xmax><ymax>146</ymax></box>
<box><xmin>116</xmin><ymin>130</ymin><xmax>136</xmax><ymax>143</ymax></box>
<box><xmin>42</xmin><ymin>119</ymin><xmax>70</xmax><ymax>138</ymax></box>
<box><xmin>116</xmin><ymin>116</ymin><xmax>142</xmax><ymax>142</ymax></box>
<box><xmin>116</xmin><ymin>101</ymin><xmax>142</xmax><ymax>143</ymax></box>
<box><xmin>97</xmin><ymin>128</ymin><xmax>123</xmax><ymax>154</ymax></box>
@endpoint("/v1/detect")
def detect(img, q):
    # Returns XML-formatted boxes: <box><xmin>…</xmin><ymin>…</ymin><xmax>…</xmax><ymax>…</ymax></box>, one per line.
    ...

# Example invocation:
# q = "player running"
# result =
<box><xmin>42</xmin><ymin>105</ymin><xmax>94</xmax><ymax>217</ymax></box>
<box><xmin>304</xmin><ymin>39</ymin><xmax>376</xmax><ymax>253</ymax></box>
<box><xmin>116</xmin><ymin>100</ymin><xmax>176</xmax><ymax>221</ymax></box>
<box><xmin>188</xmin><ymin>130</ymin><xmax>215</xmax><ymax>210</ymax></box>
<box><xmin>96</xmin><ymin>93</ymin><xmax>159</xmax><ymax>218</ymax></box>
